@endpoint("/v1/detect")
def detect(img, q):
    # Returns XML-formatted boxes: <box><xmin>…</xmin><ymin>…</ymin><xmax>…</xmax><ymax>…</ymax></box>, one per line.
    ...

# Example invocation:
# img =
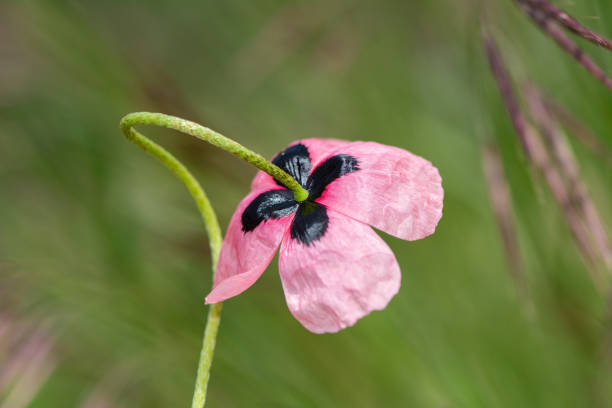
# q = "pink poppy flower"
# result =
<box><xmin>205</xmin><ymin>139</ymin><xmax>443</xmax><ymax>333</ymax></box>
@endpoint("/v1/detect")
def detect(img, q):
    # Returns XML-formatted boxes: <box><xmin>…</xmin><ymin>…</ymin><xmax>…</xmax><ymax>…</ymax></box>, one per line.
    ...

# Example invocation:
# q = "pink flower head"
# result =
<box><xmin>205</xmin><ymin>139</ymin><xmax>443</xmax><ymax>333</ymax></box>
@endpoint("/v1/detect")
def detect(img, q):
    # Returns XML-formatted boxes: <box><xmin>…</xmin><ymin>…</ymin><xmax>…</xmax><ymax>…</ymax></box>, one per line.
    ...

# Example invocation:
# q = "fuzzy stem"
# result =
<box><xmin>120</xmin><ymin>118</ymin><xmax>221</xmax><ymax>407</ymax></box>
<box><xmin>120</xmin><ymin>121</ymin><xmax>224</xmax><ymax>263</ymax></box>
<box><xmin>119</xmin><ymin>112</ymin><xmax>303</xmax><ymax>407</ymax></box>
<box><xmin>120</xmin><ymin>112</ymin><xmax>309</xmax><ymax>202</ymax></box>
<box><xmin>191</xmin><ymin>302</ymin><xmax>222</xmax><ymax>408</ymax></box>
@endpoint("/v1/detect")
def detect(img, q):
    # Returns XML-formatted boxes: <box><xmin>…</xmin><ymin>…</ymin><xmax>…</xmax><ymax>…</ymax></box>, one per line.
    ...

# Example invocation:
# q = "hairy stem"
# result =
<box><xmin>120</xmin><ymin>122</ymin><xmax>223</xmax><ymax>263</ymax></box>
<box><xmin>120</xmin><ymin>112</ymin><xmax>309</xmax><ymax>202</ymax></box>
<box><xmin>120</xmin><ymin>121</ymin><xmax>221</xmax><ymax>406</ymax></box>
<box><xmin>191</xmin><ymin>302</ymin><xmax>222</xmax><ymax>408</ymax></box>
<box><xmin>119</xmin><ymin>112</ymin><xmax>305</xmax><ymax>407</ymax></box>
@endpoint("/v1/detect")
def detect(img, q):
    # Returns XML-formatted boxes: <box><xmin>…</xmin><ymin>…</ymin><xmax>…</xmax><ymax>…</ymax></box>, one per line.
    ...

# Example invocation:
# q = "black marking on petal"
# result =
<box><xmin>290</xmin><ymin>201</ymin><xmax>328</xmax><ymax>245</ymax></box>
<box><xmin>306</xmin><ymin>154</ymin><xmax>359</xmax><ymax>200</ymax></box>
<box><xmin>241</xmin><ymin>189</ymin><xmax>298</xmax><ymax>232</ymax></box>
<box><xmin>271</xmin><ymin>143</ymin><xmax>312</xmax><ymax>187</ymax></box>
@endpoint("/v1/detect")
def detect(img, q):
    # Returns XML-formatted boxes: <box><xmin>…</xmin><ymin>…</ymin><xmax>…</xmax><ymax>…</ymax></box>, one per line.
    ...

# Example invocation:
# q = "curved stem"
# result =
<box><xmin>120</xmin><ymin>112</ymin><xmax>299</xmax><ymax>407</ymax></box>
<box><xmin>120</xmin><ymin>123</ymin><xmax>221</xmax><ymax>407</ymax></box>
<box><xmin>122</xmin><ymin>124</ymin><xmax>223</xmax><ymax>263</ymax></box>
<box><xmin>120</xmin><ymin>112</ymin><xmax>309</xmax><ymax>202</ymax></box>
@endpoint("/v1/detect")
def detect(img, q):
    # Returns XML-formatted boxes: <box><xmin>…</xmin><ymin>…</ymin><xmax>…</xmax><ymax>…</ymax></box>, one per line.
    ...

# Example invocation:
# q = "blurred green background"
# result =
<box><xmin>2</xmin><ymin>0</ymin><xmax>612</xmax><ymax>406</ymax></box>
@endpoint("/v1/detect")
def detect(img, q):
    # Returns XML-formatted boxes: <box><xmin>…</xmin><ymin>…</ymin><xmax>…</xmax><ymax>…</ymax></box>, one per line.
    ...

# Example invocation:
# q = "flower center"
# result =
<box><xmin>241</xmin><ymin>143</ymin><xmax>360</xmax><ymax>245</ymax></box>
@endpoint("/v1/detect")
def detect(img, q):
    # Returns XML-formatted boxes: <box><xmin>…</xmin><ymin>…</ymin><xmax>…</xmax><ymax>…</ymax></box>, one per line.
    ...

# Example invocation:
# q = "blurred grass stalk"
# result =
<box><xmin>482</xmin><ymin>143</ymin><xmax>533</xmax><ymax>316</ymax></box>
<box><xmin>0</xmin><ymin>312</ymin><xmax>56</xmax><ymax>408</ymax></box>
<box><xmin>517</xmin><ymin>0</ymin><xmax>612</xmax><ymax>50</ymax></box>
<box><xmin>523</xmin><ymin>84</ymin><xmax>612</xmax><ymax>269</ymax></box>
<box><xmin>514</xmin><ymin>0</ymin><xmax>612</xmax><ymax>91</ymax></box>
<box><xmin>539</xmin><ymin>96</ymin><xmax>612</xmax><ymax>164</ymax></box>
<box><xmin>484</xmin><ymin>33</ymin><xmax>612</xmax><ymax>291</ymax></box>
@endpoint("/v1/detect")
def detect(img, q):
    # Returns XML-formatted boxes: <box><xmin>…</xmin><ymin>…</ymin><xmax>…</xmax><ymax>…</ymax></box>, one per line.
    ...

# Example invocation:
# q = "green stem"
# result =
<box><xmin>192</xmin><ymin>302</ymin><xmax>222</xmax><ymax>407</ymax></box>
<box><xmin>120</xmin><ymin>112</ymin><xmax>309</xmax><ymax>202</ymax></box>
<box><xmin>119</xmin><ymin>112</ymin><xmax>304</xmax><ymax>407</ymax></box>
<box><xmin>120</xmin><ymin>119</ymin><xmax>223</xmax><ymax>265</ymax></box>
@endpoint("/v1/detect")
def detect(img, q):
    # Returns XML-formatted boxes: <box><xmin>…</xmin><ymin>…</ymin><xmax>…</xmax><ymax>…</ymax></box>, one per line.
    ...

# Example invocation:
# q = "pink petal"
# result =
<box><xmin>316</xmin><ymin>142</ymin><xmax>443</xmax><ymax>241</ymax></box>
<box><xmin>278</xmin><ymin>209</ymin><xmax>400</xmax><ymax>333</ymax></box>
<box><xmin>205</xmin><ymin>190</ymin><xmax>294</xmax><ymax>304</ymax></box>
<box><xmin>251</xmin><ymin>138</ymin><xmax>349</xmax><ymax>191</ymax></box>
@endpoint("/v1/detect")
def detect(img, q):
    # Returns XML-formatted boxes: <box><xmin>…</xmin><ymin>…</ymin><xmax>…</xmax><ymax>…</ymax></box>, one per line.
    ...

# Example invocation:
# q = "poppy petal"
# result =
<box><xmin>205</xmin><ymin>190</ymin><xmax>295</xmax><ymax>304</ymax></box>
<box><xmin>278</xmin><ymin>209</ymin><xmax>400</xmax><ymax>333</ymax></box>
<box><xmin>251</xmin><ymin>138</ymin><xmax>349</xmax><ymax>191</ymax></box>
<box><xmin>316</xmin><ymin>142</ymin><xmax>443</xmax><ymax>241</ymax></box>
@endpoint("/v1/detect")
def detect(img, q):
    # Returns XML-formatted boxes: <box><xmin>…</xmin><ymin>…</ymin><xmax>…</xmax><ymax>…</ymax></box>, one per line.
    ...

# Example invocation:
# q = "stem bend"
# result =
<box><xmin>120</xmin><ymin>112</ymin><xmax>309</xmax><ymax>202</ymax></box>
<box><xmin>120</xmin><ymin>111</ymin><xmax>303</xmax><ymax>407</ymax></box>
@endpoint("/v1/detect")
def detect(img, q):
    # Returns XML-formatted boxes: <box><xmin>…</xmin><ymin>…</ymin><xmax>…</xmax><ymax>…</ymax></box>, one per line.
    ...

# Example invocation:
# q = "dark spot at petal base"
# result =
<box><xmin>306</xmin><ymin>154</ymin><xmax>359</xmax><ymax>200</ymax></box>
<box><xmin>242</xmin><ymin>189</ymin><xmax>297</xmax><ymax>232</ymax></box>
<box><xmin>290</xmin><ymin>202</ymin><xmax>328</xmax><ymax>246</ymax></box>
<box><xmin>272</xmin><ymin>143</ymin><xmax>311</xmax><ymax>187</ymax></box>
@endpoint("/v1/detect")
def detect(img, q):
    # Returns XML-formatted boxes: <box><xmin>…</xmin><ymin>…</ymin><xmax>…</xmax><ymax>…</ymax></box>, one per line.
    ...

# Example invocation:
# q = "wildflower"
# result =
<box><xmin>205</xmin><ymin>139</ymin><xmax>443</xmax><ymax>333</ymax></box>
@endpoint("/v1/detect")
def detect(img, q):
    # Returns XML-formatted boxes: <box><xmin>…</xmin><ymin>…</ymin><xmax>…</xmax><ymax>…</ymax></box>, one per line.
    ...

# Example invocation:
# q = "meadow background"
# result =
<box><xmin>2</xmin><ymin>1</ymin><xmax>612</xmax><ymax>406</ymax></box>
